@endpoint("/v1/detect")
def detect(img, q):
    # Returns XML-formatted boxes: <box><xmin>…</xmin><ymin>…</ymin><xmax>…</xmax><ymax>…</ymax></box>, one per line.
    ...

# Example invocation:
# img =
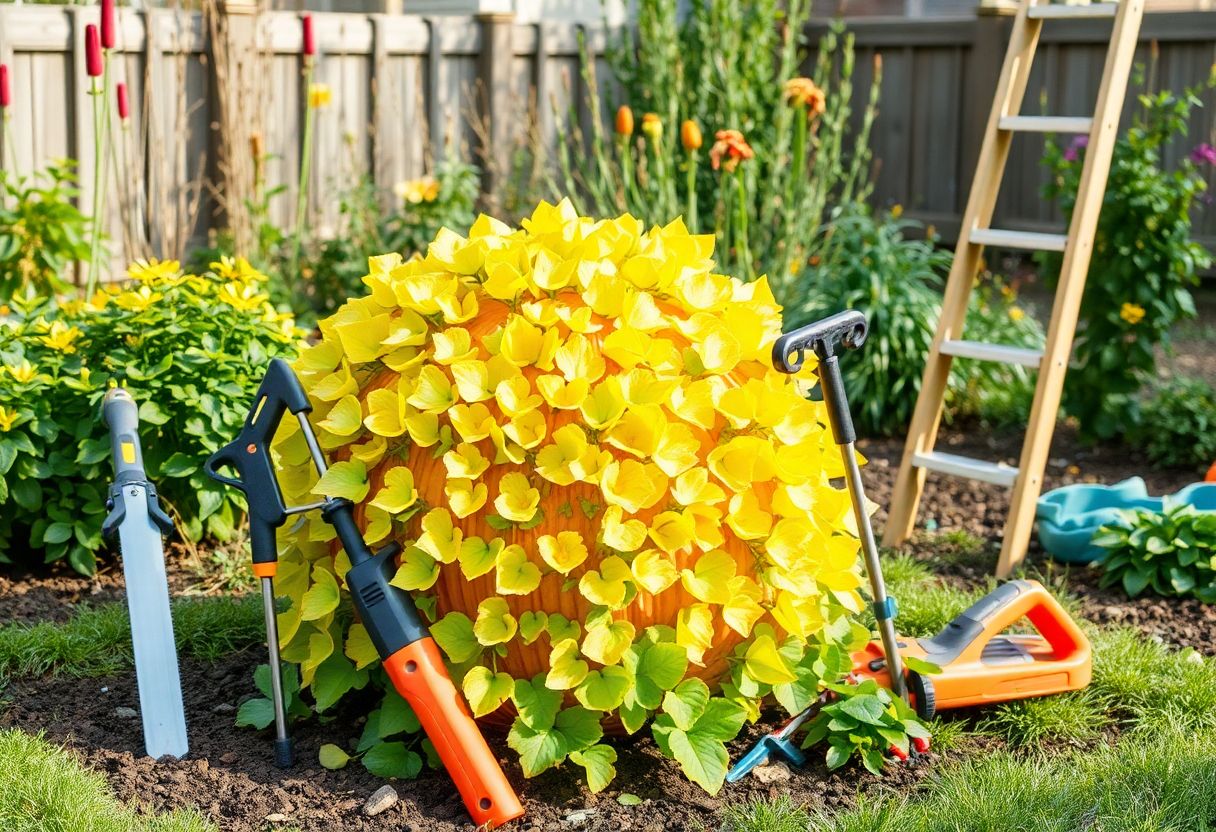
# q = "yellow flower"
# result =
<box><xmin>641</xmin><ymin>113</ymin><xmax>663</xmax><ymax>142</ymax></box>
<box><xmin>1120</xmin><ymin>302</ymin><xmax>1146</xmax><ymax>325</ymax></box>
<box><xmin>127</xmin><ymin>258</ymin><xmax>181</xmax><ymax>283</ymax></box>
<box><xmin>494</xmin><ymin>472</ymin><xmax>540</xmax><ymax>523</ymax></box>
<box><xmin>0</xmin><ymin>405</ymin><xmax>19</xmax><ymax>432</ymax></box>
<box><xmin>4</xmin><ymin>360</ymin><xmax>38</xmax><ymax>384</ymax></box>
<box><xmin>1008</xmin><ymin>306</ymin><xmax>1025</xmax><ymax>322</ymax></box>
<box><xmin>38</xmin><ymin>321</ymin><xmax>83</xmax><ymax>353</ymax></box>
<box><xmin>211</xmin><ymin>256</ymin><xmax>265</xmax><ymax>284</ymax></box>
<box><xmin>218</xmin><ymin>281</ymin><xmax>269</xmax><ymax>312</ymax></box>
<box><xmin>113</xmin><ymin>285</ymin><xmax>163</xmax><ymax>312</ymax></box>
<box><xmin>395</xmin><ymin>176</ymin><xmax>440</xmax><ymax>204</ymax></box>
<box><xmin>308</xmin><ymin>83</ymin><xmax>332</xmax><ymax>108</ymax></box>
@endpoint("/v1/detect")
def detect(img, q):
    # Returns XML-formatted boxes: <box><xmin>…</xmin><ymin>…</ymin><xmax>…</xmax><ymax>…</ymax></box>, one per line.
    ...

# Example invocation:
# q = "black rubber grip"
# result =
<box><xmin>917</xmin><ymin>581</ymin><xmax>1031</xmax><ymax>666</ymax></box>
<box><xmin>102</xmin><ymin>388</ymin><xmax>144</xmax><ymax>476</ymax></box>
<box><xmin>274</xmin><ymin>737</ymin><xmax>295</xmax><ymax>768</ymax></box>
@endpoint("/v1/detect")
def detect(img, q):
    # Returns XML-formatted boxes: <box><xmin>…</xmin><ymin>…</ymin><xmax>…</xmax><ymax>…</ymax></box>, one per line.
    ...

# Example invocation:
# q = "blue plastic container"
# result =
<box><xmin>1035</xmin><ymin>477</ymin><xmax>1216</xmax><ymax>564</ymax></box>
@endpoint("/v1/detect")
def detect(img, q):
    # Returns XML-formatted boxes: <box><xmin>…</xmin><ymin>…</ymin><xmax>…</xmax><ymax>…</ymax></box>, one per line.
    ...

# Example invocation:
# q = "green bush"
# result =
<box><xmin>1094</xmin><ymin>503</ymin><xmax>1216</xmax><ymax>602</ymax></box>
<box><xmin>0</xmin><ymin>161</ymin><xmax>95</xmax><ymax>301</ymax></box>
<box><xmin>1040</xmin><ymin>69</ymin><xmax>1214</xmax><ymax>440</ymax></box>
<box><xmin>0</xmin><ymin>258</ymin><xmax>301</xmax><ymax>574</ymax></box>
<box><xmin>799</xmin><ymin>208</ymin><xmax>1043</xmax><ymax>436</ymax></box>
<box><xmin>1136</xmin><ymin>375</ymin><xmax>1216</xmax><ymax>470</ymax></box>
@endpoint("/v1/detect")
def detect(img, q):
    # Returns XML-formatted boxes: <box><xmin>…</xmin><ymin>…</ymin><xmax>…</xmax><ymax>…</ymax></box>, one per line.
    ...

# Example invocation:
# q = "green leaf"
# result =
<box><xmin>312</xmin><ymin>652</ymin><xmax>366</xmax><ymax>713</ymax></box>
<box><xmin>507</xmin><ymin>719</ymin><xmax>567</xmax><ymax>778</ymax></box>
<box><xmin>825</xmin><ymin>741</ymin><xmax>852</xmax><ymax>770</ymax></box>
<box><xmin>903</xmin><ymin>655</ymin><xmax>943</xmax><ymax>676</ymax></box>
<box><xmin>1123</xmin><ymin>568</ymin><xmax>1152</xmax><ymax>597</ymax></box>
<box><xmin>690</xmin><ymin>698</ymin><xmax>747</xmax><ymax>742</ymax></box>
<box><xmin>617</xmin><ymin>793</ymin><xmax>642</xmax><ymax>806</ymax></box>
<box><xmin>319</xmin><ymin>743</ymin><xmax>350</xmax><ymax>770</ymax></box>
<box><xmin>235</xmin><ymin>697</ymin><xmax>276</xmax><ymax>730</ymax></box>
<box><xmin>430</xmin><ymin>612</ymin><xmax>480</xmax><ymax>663</ymax></box>
<box><xmin>633</xmin><ymin>642</ymin><xmax>689</xmax><ymax>709</ymax></box>
<box><xmin>159</xmin><ymin>451</ymin><xmax>198</xmax><ymax>477</ymax></box>
<box><xmin>665</xmin><ymin>727</ymin><xmax>730</xmax><ymax>795</ymax></box>
<box><xmin>311</xmin><ymin>459</ymin><xmax>369</xmax><ymax>502</ymax></box>
<box><xmin>378</xmin><ymin>688</ymin><xmax>422</xmax><ymax>737</ymax></box>
<box><xmin>838</xmin><ymin>694</ymin><xmax>887</xmax><ymax>726</ymax></box>
<box><xmin>462</xmin><ymin>666</ymin><xmax>515</xmax><ymax>718</ymax></box>
<box><xmin>575</xmin><ymin>667</ymin><xmax>632</xmax><ymax>712</ymax></box>
<box><xmin>362</xmin><ymin>741</ymin><xmax>423</xmax><ymax>780</ymax></box>
<box><xmin>43</xmin><ymin>521</ymin><xmax>73</xmax><ymax>545</ymax></box>
<box><xmin>512</xmin><ymin>675</ymin><xmax>563</xmax><ymax>731</ymax></box>
<box><xmin>299</xmin><ymin>567</ymin><xmax>341</xmax><ymax>621</ymax></box>
<box><xmin>569</xmin><ymin>744</ymin><xmax>617</xmax><ymax>793</ymax></box>
<box><xmin>554</xmin><ymin>706</ymin><xmax>603</xmax><ymax>753</ymax></box>
<box><xmin>661</xmin><ymin>678</ymin><xmax>710</xmax><ymax>731</ymax></box>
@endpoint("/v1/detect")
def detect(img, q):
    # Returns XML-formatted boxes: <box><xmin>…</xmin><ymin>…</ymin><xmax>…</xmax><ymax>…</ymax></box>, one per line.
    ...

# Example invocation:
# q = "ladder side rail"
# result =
<box><xmin>997</xmin><ymin>0</ymin><xmax>1147</xmax><ymax>576</ymax></box>
<box><xmin>882</xmin><ymin>0</ymin><xmax>1044</xmax><ymax>548</ymax></box>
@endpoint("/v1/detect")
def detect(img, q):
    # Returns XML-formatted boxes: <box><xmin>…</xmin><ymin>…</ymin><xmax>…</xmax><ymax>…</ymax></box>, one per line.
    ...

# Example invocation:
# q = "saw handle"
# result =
<box><xmin>772</xmin><ymin>310</ymin><xmax>868</xmax><ymax>445</ymax></box>
<box><xmin>384</xmin><ymin>639</ymin><xmax>525</xmax><ymax>829</ymax></box>
<box><xmin>204</xmin><ymin>358</ymin><xmax>312</xmax><ymax>565</ymax></box>
<box><xmin>102</xmin><ymin>388</ymin><xmax>144</xmax><ymax>476</ymax></box>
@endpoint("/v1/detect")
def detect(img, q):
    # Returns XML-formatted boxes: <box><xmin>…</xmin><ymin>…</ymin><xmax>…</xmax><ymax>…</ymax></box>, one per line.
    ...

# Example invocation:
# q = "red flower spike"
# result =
<box><xmin>116</xmin><ymin>82</ymin><xmax>129</xmax><ymax>120</ymax></box>
<box><xmin>101</xmin><ymin>0</ymin><xmax>116</xmax><ymax>50</ymax></box>
<box><xmin>85</xmin><ymin>25</ymin><xmax>103</xmax><ymax>77</ymax></box>
<box><xmin>888</xmin><ymin>744</ymin><xmax>909</xmax><ymax>762</ymax></box>
<box><xmin>0</xmin><ymin>65</ymin><xmax>10</xmax><ymax>109</ymax></box>
<box><xmin>301</xmin><ymin>14</ymin><xmax>315</xmax><ymax>56</ymax></box>
<box><xmin>911</xmin><ymin>736</ymin><xmax>931</xmax><ymax>755</ymax></box>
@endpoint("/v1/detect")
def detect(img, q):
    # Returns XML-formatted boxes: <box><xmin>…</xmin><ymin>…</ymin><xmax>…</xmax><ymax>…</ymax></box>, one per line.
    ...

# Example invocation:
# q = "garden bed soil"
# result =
<box><xmin>0</xmin><ymin>650</ymin><xmax>941</xmax><ymax>832</ymax></box>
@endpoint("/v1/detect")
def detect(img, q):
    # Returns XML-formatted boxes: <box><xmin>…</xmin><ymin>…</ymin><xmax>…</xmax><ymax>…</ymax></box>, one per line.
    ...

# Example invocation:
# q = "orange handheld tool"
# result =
<box><xmin>852</xmin><ymin>579</ymin><xmax>1092</xmax><ymax>718</ymax></box>
<box><xmin>207</xmin><ymin>359</ymin><xmax>524</xmax><ymax>829</ymax></box>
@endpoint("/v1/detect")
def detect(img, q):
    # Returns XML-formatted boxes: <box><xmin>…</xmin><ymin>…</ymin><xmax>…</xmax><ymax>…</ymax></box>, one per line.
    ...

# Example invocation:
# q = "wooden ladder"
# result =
<box><xmin>881</xmin><ymin>0</ymin><xmax>1146</xmax><ymax>577</ymax></box>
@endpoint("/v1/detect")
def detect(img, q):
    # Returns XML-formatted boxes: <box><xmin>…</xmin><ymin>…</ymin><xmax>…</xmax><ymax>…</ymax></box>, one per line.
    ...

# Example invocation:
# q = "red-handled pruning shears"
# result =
<box><xmin>207</xmin><ymin>359</ymin><xmax>524</xmax><ymax>828</ymax></box>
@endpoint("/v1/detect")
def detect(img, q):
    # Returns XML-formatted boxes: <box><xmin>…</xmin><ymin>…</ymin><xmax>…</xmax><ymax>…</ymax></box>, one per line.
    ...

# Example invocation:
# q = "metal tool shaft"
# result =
<box><xmin>840</xmin><ymin>441</ymin><xmax>908</xmax><ymax>700</ymax></box>
<box><xmin>261</xmin><ymin>576</ymin><xmax>293</xmax><ymax>767</ymax></box>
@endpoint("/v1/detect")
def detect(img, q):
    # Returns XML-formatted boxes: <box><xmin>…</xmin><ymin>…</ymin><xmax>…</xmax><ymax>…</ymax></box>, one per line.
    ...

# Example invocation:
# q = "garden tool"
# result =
<box><xmin>772</xmin><ymin>310</ymin><xmax>908</xmax><ymax>702</ymax></box>
<box><xmin>205</xmin><ymin>359</ymin><xmax>525</xmax><ymax>829</ymax></box>
<box><xmin>101</xmin><ymin>388</ymin><xmax>189</xmax><ymax>760</ymax></box>
<box><xmin>725</xmin><ymin>693</ymin><xmax>823</xmax><ymax>783</ymax></box>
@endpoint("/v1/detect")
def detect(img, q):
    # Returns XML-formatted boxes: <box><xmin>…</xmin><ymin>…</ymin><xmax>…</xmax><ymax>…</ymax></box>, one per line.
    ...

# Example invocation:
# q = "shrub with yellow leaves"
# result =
<box><xmin>273</xmin><ymin>200</ymin><xmax>869</xmax><ymax>794</ymax></box>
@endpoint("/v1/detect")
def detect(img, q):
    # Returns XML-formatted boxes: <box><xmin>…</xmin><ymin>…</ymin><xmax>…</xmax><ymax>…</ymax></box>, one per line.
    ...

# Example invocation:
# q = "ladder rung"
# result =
<box><xmin>969</xmin><ymin>227</ymin><xmax>1068</xmax><ymax>252</ymax></box>
<box><xmin>1028</xmin><ymin>3</ymin><xmax>1118</xmax><ymax>18</ymax></box>
<box><xmin>998</xmin><ymin>115</ymin><xmax>1094</xmax><ymax>134</ymax></box>
<box><xmin>939</xmin><ymin>340</ymin><xmax>1045</xmax><ymax>368</ymax></box>
<box><xmin>912</xmin><ymin>451</ymin><xmax>1020</xmax><ymax>488</ymax></box>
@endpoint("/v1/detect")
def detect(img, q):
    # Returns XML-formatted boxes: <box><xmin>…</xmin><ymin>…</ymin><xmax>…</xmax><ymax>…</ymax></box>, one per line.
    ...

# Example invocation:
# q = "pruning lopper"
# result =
<box><xmin>206</xmin><ymin>359</ymin><xmax>524</xmax><ymax>828</ymax></box>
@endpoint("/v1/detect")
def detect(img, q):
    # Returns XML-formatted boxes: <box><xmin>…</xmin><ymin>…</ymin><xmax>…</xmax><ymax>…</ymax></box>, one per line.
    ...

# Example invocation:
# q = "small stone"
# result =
<box><xmin>219</xmin><ymin>752</ymin><xmax>239</xmax><ymax>764</ymax></box>
<box><xmin>100</xmin><ymin>686</ymin><xmax>109</xmax><ymax>694</ymax></box>
<box><xmin>114</xmin><ymin>707</ymin><xmax>138</xmax><ymax>719</ymax></box>
<box><xmin>1185</xmin><ymin>651</ymin><xmax>1205</xmax><ymax>665</ymax></box>
<box><xmin>563</xmin><ymin>808</ymin><xmax>598</xmax><ymax>825</ymax></box>
<box><xmin>750</xmin><ymin>761</ymin><xmax>792</xmax><ymax>784</ymax></box>
<box><xmin>211</xmin><ymin>702</ymin><xmax>236</xmax><ymax>714</ymax></box>
<box><xmin>265</xmin><ymin>814</ymin><xmax>290</xmax><ymax>823</ymax></box>
<box><xmin>363</xmin><ymin>784</ymin><xmax>399</xmax><ymax>817</ymax></box>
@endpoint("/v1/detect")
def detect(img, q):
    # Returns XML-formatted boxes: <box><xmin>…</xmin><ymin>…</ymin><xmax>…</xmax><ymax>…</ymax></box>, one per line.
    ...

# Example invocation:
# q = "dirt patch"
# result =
<box><xmin>0</xmin><ymin>651</ymin><xmax>947</xmax><ymax>832</ymax></box>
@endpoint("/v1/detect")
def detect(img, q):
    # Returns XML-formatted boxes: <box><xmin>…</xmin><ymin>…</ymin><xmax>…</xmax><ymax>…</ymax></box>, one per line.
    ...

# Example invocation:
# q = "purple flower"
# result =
<box><xmin>1189</xmin><ymin>143</ymin><xmax>1216</xmax><ymax>165</ymax></box>
<box><xmin>1063</xmin><ymin>135</ymin><xmax>1089</xmax><ymax>162</ymax></box>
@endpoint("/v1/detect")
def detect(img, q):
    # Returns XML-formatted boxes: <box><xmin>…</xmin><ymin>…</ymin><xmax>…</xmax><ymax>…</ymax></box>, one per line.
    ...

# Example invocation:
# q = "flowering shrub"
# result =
<box><xmin>0</xmin><ymin>161</ymin><xmax>96</xmax><ymax>301</ymax></box>
<box><xmin>1041</xmin><ymin>69</ymin><xmax>1214</xmax><ymax>440</ymax></box>
<box><xmin>1135</xmin><ymin>376</ymin><xmax>1216</xmax><ymax>471</ymax></box>
<box><xmin>272</xmin><ymin>201</ymin><xmax>869</xmax><ymax>793</ymax></box>
<box><xmin>0</xmin><ymin>259</ymin><xmax>301</xmax><ymax>574</ymax></box>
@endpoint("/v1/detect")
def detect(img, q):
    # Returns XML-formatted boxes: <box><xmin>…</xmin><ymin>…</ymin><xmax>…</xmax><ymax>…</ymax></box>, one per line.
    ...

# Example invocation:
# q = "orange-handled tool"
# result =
<box><xmin>207</xmin><ymin>359</ymin><xmax>524</xmax><ymax>828</ymax></box>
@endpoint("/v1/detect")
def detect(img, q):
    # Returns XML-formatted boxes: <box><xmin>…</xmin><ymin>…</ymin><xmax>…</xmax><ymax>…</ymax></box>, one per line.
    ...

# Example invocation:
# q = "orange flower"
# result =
<box><xmin>615</xmin><ymin>105</ymin><xmax>634</xmax><ymax>136</ymax></box>
<box><xmin>709</xmin><ymin>129</ymin><xmax>754</xmax><ymax>172</ymax></box>
<box><xmin>680</xmin><ymin>119</ymin><xmax>702</xmax><ymax>151</ymax></box>
<box><xmin>784</xmin><ymin>77</ymin><xmax>826</xmax><ymax>118</ymax></box>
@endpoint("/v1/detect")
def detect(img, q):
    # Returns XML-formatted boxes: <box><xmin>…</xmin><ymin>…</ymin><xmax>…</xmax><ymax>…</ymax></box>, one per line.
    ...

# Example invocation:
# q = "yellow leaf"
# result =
<box><xmin>653</xmin><ymin>423</ymin><xmax>700</xmax><ymax>478</ymax></box>
<box><xmin>458</xmin><ymin>536</ymin><xmax>502</xmax><ymax>580</ymax></box>
<box><xmin>604</xmin><ymin>405</ymin><xmax>665</xmax><ymax>458</ymax></box>
<box><xmin>432</xmin><ymin>327</ymin><xmax>477</xmax><ymax>364</ymax></box>
<box><xmin>451</xmin><ymin>359</ymin><xmax>493</xmax><ymax>403</ymax></box>
<box><xmin>581</xmin><ymin>617</ymin><xmax>635</xmax><ymax>666</ymax></box>
<box><xmin>363</xmin><ymin>387</ymin><xmax>407</xmax><ymax>437</ymax></box>
<box><xmin>448</xmin><ymin>403</ymin><xmax>496</xmax><ymax>442</ymax></box>
<box><xmin>462</xmin><ymin>666</ymin><xmax>514</xmax><ymax>717</ymax></box>
<box><xmin>494</xmin><ymin>472</ymin><xmax>540</xmax><ymax>523</ymax></box>
<box><xmin>317</xmin><ymin>394</ymin><xmax>363</xmax><ymax>437</ymax></box>
<box><xmin>334</xmin><ymin>312</ymin><xmax>392</xmax><ymax>364</ymax></box>
<box><xmin>389</xmin><ymin>546</ymin><xmax>440</xmax><ymax>591</ymax></box>
<box><xmin>545</xmin><ymin>638</ymin><xmax>589</xmax><ymax>690</ymax></box>
<box><xmin>680</xmin><ymin>549</ymin><xmax>736</xmax><ymax>605</ymax></box>
<box><xmin>473</xmin><ymin>597</ymin><xmax>518</xmax><ymax>646</ymax></box>
<box><xmin>496</xmin><ymin>544</ymin><xmax>542</xmax><ymax>595</ymax></box>
<box><xmin>578</xmin><ymin>555</ymin><xmax>633</xmax><ymax>609</ymax></box>
<box><xmin>601</xmin><ymin>459</ymin><xmax>667</xmax><ymax>514</ymax></box>
<box><xmin>443</xmin><ymin>442</ymin><xmax>490</xmax><ymax>480</ymax></box>
<box><xmin>369</xmin><ymin>466</ymin><xmax>417</xmax><ymax>514</ymax></box>
<box><xmin>406</xmin><ymin>365</ymin><xmax>455</xmax><ymax>413</ymax></box>
<box><xmin>676</xmin><ymin>603</ymin><xmax>715</xmax><ymax>665</ymax></box>
<box><xmin>416</xmin><ymin>508</ymin><xmax>462</xmax><ymax>564</ymax></box>
<box><xmin>727</xmin><ymin>490</ymin><xmax>773</xmax><ymax>540</ymax></box>
<box><xmin>743</xmin><ymin>634</ymin><xmax>796</xmax><ymax>685</ymax></box>
<box><xmin>344</xmin><ymin>622</ymin><xmax>380</xmax><ymax>670</ymax></box>
<box><xmin>579</xmin><ymin>377</ymin><xmax>627</xmax><ymax>430</ymax></box>
<box><xmin>601</xmin><ymin>506</ymin><xmax>648</xmax><ymax>553</ymax></box>
<box><xmin>537</xmin><ymin>531</ymin><xmax>589</xmax><ymax>574</ymax></box>
<box><xmin>445</xmin><ymin>478</ymin><xmax>489</xmax><ymax>519</ymax></box>
<box><xmin>631</xmin><ymin>549</ymin><xmax>679</xmax><ymax>595</ymax></box>
<box><xmin>554</xmin><ymin>334</ymin><xmax>606</xmax><ymax>383</ymax></box>
<box><xmin>648</xmin><ymin>511</ymin><xmax>696</xmax><ymax>555</ymax></box>
<box><xmin>723</xmin><ymin>576</ymin><xmax>766</xmax><ymax>638</ymax></box>
<box><xmin>671</xmin><ymin>468</ymin><xmax>727</xmax><ymax>507</ymax></box>
<box><xmin>495</xmin><ymin>375</ymin><xmax>543</xmax><ymax>417</ymax></box>
<box><xmin>536</xmin><ymin>374</ymin><xmax>590</xmax><ymax>410</ymax></box>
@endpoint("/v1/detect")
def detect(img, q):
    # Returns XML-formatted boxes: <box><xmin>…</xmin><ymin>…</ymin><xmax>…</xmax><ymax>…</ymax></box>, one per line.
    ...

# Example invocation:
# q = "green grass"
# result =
<box><xmin>809</xmin><ymin>727</ymin><xmax>1216</xmax><ymax>832</ymax></box>
<box><xmin>875</xmin><ymin>554</ymin><xmax>987</xmax><ymax>637</ymax></box>
<box><xmin>1090</xmin><ymin>627</ymin><xmax>1216</xmax><ymax>733</ymax></box>
<box><xmin>0</xmin><ymin>595</ymin><xmax>263</xmax><ymax>683</ymax></box>
<box><xmin>722</xmin><ymin>796</ymin><xmax>813</xmax><ymax>832</ymax></box>
<box><xmin>0</xmin><ymin>729</ymin><xmax>217</xmax><ymax>832</ymax></box>
<box><xmin>976</xmin><ymin>688</ymin><xmax>1110</xmax><ymax>748</ymax></box>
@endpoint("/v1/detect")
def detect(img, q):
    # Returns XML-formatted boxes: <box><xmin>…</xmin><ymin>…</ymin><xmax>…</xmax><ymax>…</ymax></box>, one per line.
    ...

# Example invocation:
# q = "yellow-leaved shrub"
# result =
<box><xmin>270</xmin><ymin>200</ymin><xmax>869</xmax><ymax>794</ymax></box>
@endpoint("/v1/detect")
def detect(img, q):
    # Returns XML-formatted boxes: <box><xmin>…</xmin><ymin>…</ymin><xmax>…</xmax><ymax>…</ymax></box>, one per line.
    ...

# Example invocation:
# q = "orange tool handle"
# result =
<box><xmin>384</xmin><ymin>637</ymin><xmax>524</xmax><ymax>829</ymax></box>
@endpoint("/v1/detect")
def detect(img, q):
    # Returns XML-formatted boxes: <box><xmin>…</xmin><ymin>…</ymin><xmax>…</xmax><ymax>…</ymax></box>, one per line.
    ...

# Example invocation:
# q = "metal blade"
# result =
<box><xmin>115</xmin><ymin>482</ymin><xmax>189</xmax><ymax>759</ymax></box>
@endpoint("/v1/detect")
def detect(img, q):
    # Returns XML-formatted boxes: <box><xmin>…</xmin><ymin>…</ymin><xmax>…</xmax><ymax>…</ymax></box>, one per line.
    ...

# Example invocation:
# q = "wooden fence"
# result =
<box><xmin>1</xmin><ymin>4</ymin><xmax>1215</xmax><ymax>275</ymax></box>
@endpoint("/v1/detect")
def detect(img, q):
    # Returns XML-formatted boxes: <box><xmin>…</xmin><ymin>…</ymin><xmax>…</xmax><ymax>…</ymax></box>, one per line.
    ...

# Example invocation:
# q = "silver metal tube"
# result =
<box><xmin>297</xmin><ymin>412</ymin><xmax>328</xmax><ymax>477</ymax></box>
<box><xmin>261</xmin><ymin>576</ymin><xmax>290</xmax><ymax>745</ymax></box>
<box><xmin>841</xmin><ymin>441</ymin><xmax>908</xmax><ymax>700</ymax></box>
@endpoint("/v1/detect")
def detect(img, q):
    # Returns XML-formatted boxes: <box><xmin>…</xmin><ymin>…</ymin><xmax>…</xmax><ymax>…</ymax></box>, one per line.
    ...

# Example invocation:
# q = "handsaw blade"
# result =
<box><xmin>115</xmin><ymin>481</ymin><xmax>189</xmax><ymax>759</ymax></box>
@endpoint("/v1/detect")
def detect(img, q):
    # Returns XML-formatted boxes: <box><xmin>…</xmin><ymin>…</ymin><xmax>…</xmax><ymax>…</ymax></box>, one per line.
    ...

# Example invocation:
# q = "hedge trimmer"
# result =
<box><xmin>101</xmin><ymin>388</ymin><xmax>189</xmax><ymax>760</ymax></box>
<box><xmin>729</xmin><ymin>311</ymin><xmax>1092</xmax><ymax>781</ymax></box>
<box><xmin>206</xmin><ymin>359</ymin><xmax>524</xmax><ymax>829</ymax></box>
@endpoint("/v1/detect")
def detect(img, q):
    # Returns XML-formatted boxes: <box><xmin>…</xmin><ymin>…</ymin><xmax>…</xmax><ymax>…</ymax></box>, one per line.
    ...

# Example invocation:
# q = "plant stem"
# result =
<box><xmin>618</xmin><ymin>136</ymin><xmax>636</xmax><ymax>213</ymax></box>
<box><xmin>289</xmin><ymin>61</ymin><xmax>316</xmax><ymax>302</ymax></box>
<box><xmin>84</xmin><ymin>73</ymin><xmax>106</xmax><ymax>298</ymax></box>
<box><xmin>685</xmin><ymin>149</ymin><xmax>698</xmax><ymax>232</ymax></box>
<box><xmin>735</xmin><ymin>167</ymin><xmax>752</xmax><ymax>282</ymax></box>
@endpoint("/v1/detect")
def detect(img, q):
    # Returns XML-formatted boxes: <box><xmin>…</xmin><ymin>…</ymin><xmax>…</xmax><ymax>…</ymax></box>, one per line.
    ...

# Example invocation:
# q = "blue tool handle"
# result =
<box><xmin>726</xmin><ymin>739</ymin><xmax>772</xmax><ymax>783</ymax></box>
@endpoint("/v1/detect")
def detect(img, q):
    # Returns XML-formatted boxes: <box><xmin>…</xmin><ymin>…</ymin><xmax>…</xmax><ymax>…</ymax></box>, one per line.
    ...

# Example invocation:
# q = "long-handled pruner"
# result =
<box><xmin>206</xmin><ymin>359</ymin><xmax>524</xmax><ymax>829</ymax></box>
<box><xmin>772</xmin><ymin>310</ymin><xmax>907</xmax><ymax>701</ymax></box>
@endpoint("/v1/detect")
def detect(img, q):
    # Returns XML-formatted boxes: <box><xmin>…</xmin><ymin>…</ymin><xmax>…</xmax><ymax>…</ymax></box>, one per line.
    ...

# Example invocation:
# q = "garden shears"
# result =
<box><xmin>206</xmin><ymin>359</ymin><xmax>524</xmax><ymax>829</ymax></box>
<box><xmin>101</xmin><ymin>387</ymin><xmax>189</xmax><ymax>760</ymax></box>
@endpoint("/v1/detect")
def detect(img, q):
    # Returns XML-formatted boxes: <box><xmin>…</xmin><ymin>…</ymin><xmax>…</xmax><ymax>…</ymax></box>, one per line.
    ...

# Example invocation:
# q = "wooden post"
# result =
<box><xmin>477</xmin><ymin>11</ymin><xmax>514</xmax><ymax>212</ymax></box>
<box><xmin>959</xmin><ymin>2</ymin><xmax>1015</xmax><ymax>220</ymax></box>
<box><xmin>206</xmin><ymin>0</ymin><xmax>260</xmax><ymax>252</ymax></box>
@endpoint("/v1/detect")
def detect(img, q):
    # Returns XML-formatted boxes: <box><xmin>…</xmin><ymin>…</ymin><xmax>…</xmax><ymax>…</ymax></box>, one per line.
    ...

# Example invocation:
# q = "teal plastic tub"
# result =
<box><xmin>1035</xmin><ymin>478</ymin><xmax>1216</xmax><ymax>564</ymax></box>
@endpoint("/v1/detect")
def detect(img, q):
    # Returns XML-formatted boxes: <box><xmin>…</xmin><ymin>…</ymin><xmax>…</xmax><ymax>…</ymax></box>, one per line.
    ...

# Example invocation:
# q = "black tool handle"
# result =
<box><xmin>204</xmin><ymin>358</ymin><xmax>312</xmax><ymax>565</ymax></box>
<box><xmin>772</xmin><ymin>310</ymin><xmax>869</xmax><ymax>445</ymax></box>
